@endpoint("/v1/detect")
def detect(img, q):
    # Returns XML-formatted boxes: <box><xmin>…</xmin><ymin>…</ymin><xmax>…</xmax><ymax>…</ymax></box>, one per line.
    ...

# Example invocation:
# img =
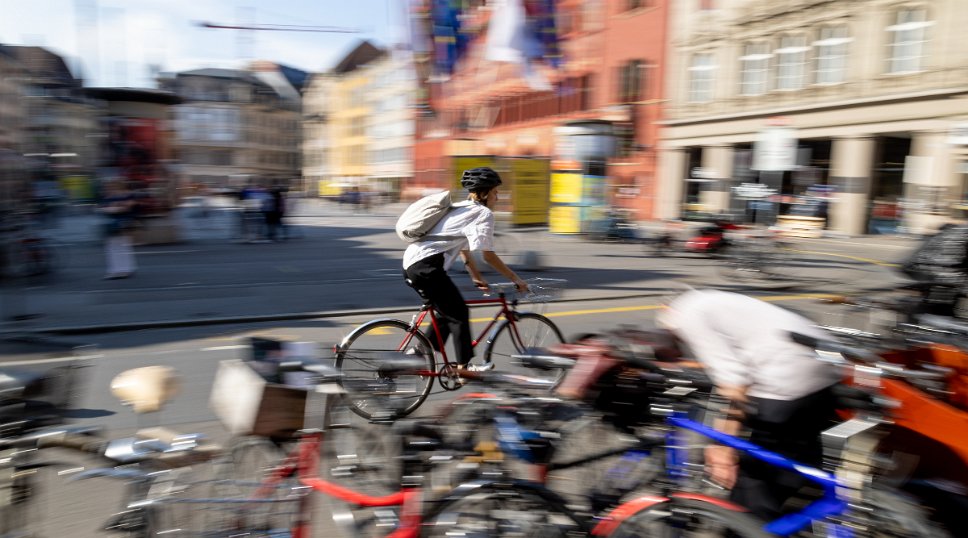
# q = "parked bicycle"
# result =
<box><xmin>422</xmin><ymin>329</ymin><xmax>954</xmax><ymax>537</ymax></box>
<box><xmin>213</xmin><ymin>356</ymin><xmax>593</xmax><ymax>537</ymax></box>
<box><xmin>333</xmin><ymin>277</ymin><xmax>567</xmax><ymax>421</ymax></box>
<box><xmin>0</xmin><ymin>360</ymin><xmax>230</xmax><ymax>538</ymax></box>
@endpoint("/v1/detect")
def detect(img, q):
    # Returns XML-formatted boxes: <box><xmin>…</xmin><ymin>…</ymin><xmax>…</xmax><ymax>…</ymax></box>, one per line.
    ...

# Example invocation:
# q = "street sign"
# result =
<box><xmin>753</xmin><ymin>127</ymin><xmax>797</xmax><ymax>171</ymax></box>
<box><xmin>691</xmin><ymin>167</ymin><xmax>717</xmax><ymax>179</ymax></box>
<box><xmin>732</xmin><ymin>182</ymin><xmax>777</xmax><ymax>199</ymax></box>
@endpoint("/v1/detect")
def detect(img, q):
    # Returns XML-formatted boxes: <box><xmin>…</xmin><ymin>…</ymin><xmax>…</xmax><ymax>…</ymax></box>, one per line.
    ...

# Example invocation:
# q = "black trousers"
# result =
<box><xmin>403</xmin><ymin>254</ymin><xmax>473</xmax><ymax>365</ymax></box>
<box><xmin>730</xmin><ymin>385</ymin><xmax>839</xmax><ymax>521</ymax></box>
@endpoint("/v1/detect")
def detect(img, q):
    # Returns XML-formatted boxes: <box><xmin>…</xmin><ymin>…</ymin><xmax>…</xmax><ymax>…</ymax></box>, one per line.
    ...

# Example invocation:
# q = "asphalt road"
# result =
<box><xmin>4</xmin><ymin>287</ymin><xmax>906</xmax><ymax>538</ymax></box>
<box><xmin>1</xmin><ymin>205</ymin><xmax>921</xmax><ymax>537</ymax></box>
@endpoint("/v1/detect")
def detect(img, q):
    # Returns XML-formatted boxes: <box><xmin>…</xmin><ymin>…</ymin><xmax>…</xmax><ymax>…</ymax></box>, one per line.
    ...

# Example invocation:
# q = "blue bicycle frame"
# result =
<box><xmin>488</xmin><ymin>403</ymin><xmax>851</xmax><ymax>536</ymax></box>
<box><xmin>667</xmin><ymin>412</ymin><xmax>847</xmax><ymax>536</ymax></box>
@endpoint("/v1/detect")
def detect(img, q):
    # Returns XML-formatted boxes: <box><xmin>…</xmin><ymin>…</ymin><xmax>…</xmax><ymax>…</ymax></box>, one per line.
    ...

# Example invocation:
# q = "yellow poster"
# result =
<box><xmin>549</xmin><ymin>205</ymin><xmax>581</xmax><ymax>234</ymax></box>
<box><xmin>509</xmin><ymin>158</ymin><xmax>550</xmax><ymax>225</ymax></box>
<box><xmin>550</xmin><ymin>172</ymin><xmax>582</xmax><ymax>204</ymax></box>
<box><xmin>452</xmin><ymin>156</ymin><xmax>497</xmax><ymax>192</ymax></box>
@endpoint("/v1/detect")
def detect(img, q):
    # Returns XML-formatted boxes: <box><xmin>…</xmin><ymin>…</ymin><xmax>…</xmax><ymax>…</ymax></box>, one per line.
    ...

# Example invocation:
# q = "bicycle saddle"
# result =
<box><xmin>404</xmin><ymin>277</ymin><xmax>432</xmax><ymax>304</ymax></box>
<box><xmin>110</xmin><ymin>366</ymin><xmax>182</xmax><ymax>414</ymax></box>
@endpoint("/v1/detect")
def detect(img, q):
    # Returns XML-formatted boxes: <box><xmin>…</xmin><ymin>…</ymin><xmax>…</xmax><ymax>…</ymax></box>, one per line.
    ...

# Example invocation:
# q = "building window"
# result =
<box><xmin>688</xmin><ymin>53</ymin><xmax>716</xmax><ymax>103</ymax></box>
<box><xmin>775</xmin><ymin>34</ymin><xmax>809</xmax><ymax>90</ymax></box>
<box><xmin>739</xmin><ymin>42</ymin><xmax>770</xmax><ymax>96</ymax></box>
<box><xmin>617</xmin><ymin>59</ymin><xmax>643</xmax><ymax>103</ymax></box>
<box><xmin>814</xmin><ymin>25</ymin><xmax>850</xmax><ymax>85</ymax></box>
<box><xmin>887</xmin><ymin>7</ymin><xmax>932</xmax><ymax>74</ymax></box>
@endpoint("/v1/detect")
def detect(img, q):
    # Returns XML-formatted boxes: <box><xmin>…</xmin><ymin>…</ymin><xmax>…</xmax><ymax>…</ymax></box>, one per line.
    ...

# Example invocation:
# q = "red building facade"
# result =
<box><xmin>412</xmin><ymin>0</ymin><xmax>668</xmax><ymax>219</ymax></box>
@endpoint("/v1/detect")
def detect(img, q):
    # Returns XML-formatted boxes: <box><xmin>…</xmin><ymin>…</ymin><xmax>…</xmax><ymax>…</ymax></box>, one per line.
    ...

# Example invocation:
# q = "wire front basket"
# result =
<box><xmin>147</xmin><ymin>473</ymin><xmax>308</xmax><ymax>537</ymax></box>
<box><xmin>524</xmin><ymin>277</ymin><xmax>566</xmax><ymax>304</ymax></box>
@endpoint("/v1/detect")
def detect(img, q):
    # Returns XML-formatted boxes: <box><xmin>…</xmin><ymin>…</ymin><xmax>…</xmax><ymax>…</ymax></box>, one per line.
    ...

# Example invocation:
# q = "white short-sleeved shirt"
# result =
<box><xmin>656</xmin><ymin>290</ymin><xmax>839</xmax><ymax>401</ymax></box>
<box><xmin>403</xmin><ymin>200</ymin><xmax>495</xmax><ymax>271</ymax></box>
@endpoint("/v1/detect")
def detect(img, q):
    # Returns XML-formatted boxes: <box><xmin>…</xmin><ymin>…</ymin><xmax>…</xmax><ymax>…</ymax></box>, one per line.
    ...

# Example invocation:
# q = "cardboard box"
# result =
<box><xmin>209</xmin><ymin>360</ymin><xmax>308</xmax><ymax>438</ymax></box>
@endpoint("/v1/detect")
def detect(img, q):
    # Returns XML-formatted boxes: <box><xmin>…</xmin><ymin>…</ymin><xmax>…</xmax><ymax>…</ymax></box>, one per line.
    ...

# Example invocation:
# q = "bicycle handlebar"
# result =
<box><xmin>484</xmin><ymin>277</ymin><xmax>566</xmax><ymax>299</ymax></box>
<box><xmin>790</xmin><ymin>330</ymin><xmax>949</xmax><ymax>382</ymax></box>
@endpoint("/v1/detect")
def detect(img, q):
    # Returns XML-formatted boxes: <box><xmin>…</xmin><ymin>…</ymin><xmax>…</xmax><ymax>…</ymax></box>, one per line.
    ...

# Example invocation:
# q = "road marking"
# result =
<box><xmin>202</xmin><ymin>345</ymin><xmax>247</xmax><ymax>351</ymax></box>
<box><xmin>139</xmin><ymin>250</ymin><xmax>202</xmax><ymax>255</ymax></box>
<box><xmin>471</xmin><ymin>292</ymin><xmax>843</xmax><ymax>321</ymax></box>
<box><xmin>2</xmin><ymin>353</ymin><xmax>103</xmax><ymax>366</ymax></box>
<box><xmin>785</xmin><ymin>248</ymin><xmax>899</xmax><ymax>268</ymax></box>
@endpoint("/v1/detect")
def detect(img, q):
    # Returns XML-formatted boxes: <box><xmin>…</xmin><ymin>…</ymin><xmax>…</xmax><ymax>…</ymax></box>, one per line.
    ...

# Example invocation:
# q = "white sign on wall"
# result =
<box><xmin>949</xmin><ymin>122</ymin><xmax>968</xmax><ymax>145</ymax></box>
<box><xmin>753</xmin><ymin>127</ymin><xmax>798</xmax><ymax>171</ymax></box>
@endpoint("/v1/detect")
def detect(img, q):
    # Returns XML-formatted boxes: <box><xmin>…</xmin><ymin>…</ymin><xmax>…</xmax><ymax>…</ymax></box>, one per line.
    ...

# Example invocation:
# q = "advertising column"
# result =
<box><xmin>549</xmin><ymin>163</ymin><xmax>583</xmax><ymax>234</ymax></box>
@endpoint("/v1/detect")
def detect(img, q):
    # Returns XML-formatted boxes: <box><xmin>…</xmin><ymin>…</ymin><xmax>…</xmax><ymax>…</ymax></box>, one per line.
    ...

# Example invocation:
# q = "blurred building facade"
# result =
<box><xmin>364</xmin><ymin>47</ymin><xmax>417</xmax><ymax>202</ymax></box>
<box><xmin>4</xmin><ymin>46</ymin><xmax>100</xmax><ymax>176</ymax></box>
<box><xmin>0</xmin><ymin>47</ymin><xmax>26</xmax><ymax>216</ymax></box>
<box><xmin>302</xmin><ymin>73</ymin><xmax>335</xmax><ymax>196</ymax></box>
<box><xmin>0</xmin><ymin>47</ymin><xmax>24</xmax><ymax>153</ymax></box>
<box><xmin>412</xmin><ymin>1</ymin><xmax>669</xmax><ymax>221</ymax></box>
<box><xmin>659</xmin><ymin>0</ymin><xmax>968</xmax><ymax>235</ymax></box>
<box><xmin>326</xmin><ymin>41</ymin><xmax>384</xmax><ymax>195</ymax></box>
<box><xmin>159</xmin><ymin>65</ymin><xmax>302</xmax><ymax>192</ymax></box>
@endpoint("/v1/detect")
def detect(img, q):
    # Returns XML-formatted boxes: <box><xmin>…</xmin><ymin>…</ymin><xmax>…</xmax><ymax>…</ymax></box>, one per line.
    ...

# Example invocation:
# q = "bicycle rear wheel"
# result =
<box><xmin>423</xmin><ymin>482</ymin><xmax>588</xmax><ymax>537</ymax></box>
<box><xmin>335</xmin><ymin>319</ymin><xmax>435</xmax><ymax>421</ymax></box>
<box><xmin>607</xmin><ymin>496</ymin><xmax>770</xmax><ymax>538</ymax></box>
<box><xmin>482</xmin><ymin>313</ymin><xmax>567</xmax><ymax>385</ymax></box>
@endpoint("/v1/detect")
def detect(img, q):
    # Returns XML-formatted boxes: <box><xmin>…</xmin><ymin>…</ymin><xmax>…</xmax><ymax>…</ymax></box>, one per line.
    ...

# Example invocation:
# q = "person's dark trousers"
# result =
<box><xmin>730</xmin><ymin>385</ymin><xmax>839</xmax><ymax>521</ymax></box>
<box><xmin>403</xmin><ymin>254</ymin><xmax>473</xmax><ymax>365</ymax></box>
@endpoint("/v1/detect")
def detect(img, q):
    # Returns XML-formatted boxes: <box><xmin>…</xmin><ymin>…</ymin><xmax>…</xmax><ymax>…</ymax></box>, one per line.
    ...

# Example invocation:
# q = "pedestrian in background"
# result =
<box><xmin>100</xmin><ymin>180</ymin><xmax>137</xmax><ymax>279</ymax></box>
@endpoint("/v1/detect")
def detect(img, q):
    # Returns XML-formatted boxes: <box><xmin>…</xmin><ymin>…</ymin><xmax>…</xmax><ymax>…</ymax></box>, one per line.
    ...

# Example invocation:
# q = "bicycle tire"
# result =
<box><xmin>335</xmin><ymin>319</ymin><xmax>436</xmax><ymax>421</ymax></box>
<box><xmin>213</xmin><ymin>436</ymin><xmax>296</xmax><ymax>533</ymax></box>
<box><xmin>607</xmin><ymin>496</ymin><xmax>771</xmax><ymax>538</ymax></box>
<box><xmin>0</xmin><ymin>453</ymin><xmax>53</xmax><ymax>538</ymax></box>
<box><xmin>422</xmin><ymin>481</ymin><xmax>589</xmax><ymax>537</ymax></box>
<box><xmin>545</xmin><ymin>411</ymin><xmax>655</xmax><ymax>512</ymax></box>
<box><xmin>482</xmin><ymin>312</ymin><xmax>566</xmax><ymax>386</ymax></box>
<box><xmin>321</xmin><ymin>401</ymin><xmax>400</xmax><ymax>496</ymax></box>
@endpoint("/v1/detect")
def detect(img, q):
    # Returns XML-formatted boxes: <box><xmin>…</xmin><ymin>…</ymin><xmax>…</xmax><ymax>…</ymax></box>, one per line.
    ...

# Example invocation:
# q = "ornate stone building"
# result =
<box><xmin>659</xmin><ymin>0</ymin><xmax>968</xmax><ymax>234</ymax></box>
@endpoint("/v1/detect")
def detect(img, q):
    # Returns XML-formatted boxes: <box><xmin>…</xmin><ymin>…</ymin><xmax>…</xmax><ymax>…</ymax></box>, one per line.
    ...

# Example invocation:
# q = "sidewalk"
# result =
<box><xmin>37</xmin><ymin>198</ymin><xmax>410</xmax><ymax>246</ymax></box>
<box><xmin>0</xmin><ymin>201</ymin><xmax>916</xmax><ymax>337</ymax></box>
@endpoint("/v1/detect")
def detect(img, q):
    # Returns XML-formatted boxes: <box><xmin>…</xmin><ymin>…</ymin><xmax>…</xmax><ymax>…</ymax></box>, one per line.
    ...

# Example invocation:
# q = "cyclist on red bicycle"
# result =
<box><xmin>402</xmin><ymin>167</ymin><xmax>529</xmax><ymax>371</ymax></box>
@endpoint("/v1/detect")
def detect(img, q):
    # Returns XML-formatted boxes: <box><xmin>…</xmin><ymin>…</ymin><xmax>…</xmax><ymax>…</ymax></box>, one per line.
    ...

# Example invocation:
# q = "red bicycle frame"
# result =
<box><xmin>245</xmin><ymin>431</ymin><xmax>425</xmax><ymax>538</ymax></box>
<box><xmin>407</xmin><ymin>292</ymin><xmax>522</xmax><ymax>372</ymax></box>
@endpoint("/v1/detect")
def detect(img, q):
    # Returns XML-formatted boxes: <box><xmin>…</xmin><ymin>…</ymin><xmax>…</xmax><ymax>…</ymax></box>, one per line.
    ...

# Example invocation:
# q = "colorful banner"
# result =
<box><xmin>549</xmin><ymin>205</ymin><xmax>581</xmax><ymax>234</ymax></box>
<box><xmin>509</xmin><ymin>158</ymin><xmax>549</xmax><ymax>225</ymax></box>
<box><xmin>550</xmin><ymin>172</ymin><xmax>582</xmax><ymax>204</ymax></box>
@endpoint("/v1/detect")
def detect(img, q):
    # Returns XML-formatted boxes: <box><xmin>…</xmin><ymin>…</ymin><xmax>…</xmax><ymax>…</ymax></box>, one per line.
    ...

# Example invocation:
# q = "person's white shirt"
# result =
<box><xmin>403</xmin><ymin>200</ymin><xmax>495</xmax><ymax>271</ymax></box>
<box><xmin>657</xmin><ymin>289</ymin><xmax>839</xmax><ymax>401</ymax></box>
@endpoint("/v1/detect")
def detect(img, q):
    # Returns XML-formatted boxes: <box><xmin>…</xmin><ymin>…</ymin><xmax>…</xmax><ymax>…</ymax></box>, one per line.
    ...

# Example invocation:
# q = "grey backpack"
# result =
<box><xmin>395</xmin><ymin>190</ymin><xmax>454</xmax><ymax>243</ymax></box>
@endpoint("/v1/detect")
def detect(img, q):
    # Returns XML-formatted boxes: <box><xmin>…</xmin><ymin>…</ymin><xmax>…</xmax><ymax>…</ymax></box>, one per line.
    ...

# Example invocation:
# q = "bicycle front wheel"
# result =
<box><xmin>211</xmin><ymin>436</ymin><xmax>299</xmax><ymax>535</ymax></box>
<box><xmin>607</xmin><ymin>496</ymin><xmax>770</xmax><ymax>538</ymax></box>
<box><xmin>335</xmin><ymin>319</ymin><xmax>436</xmax><ymax>421</ymax></box>
<box><xmin>483</xmin><ymin>312</ymin><xmax>566</xmax><ymax>385</ymax></box>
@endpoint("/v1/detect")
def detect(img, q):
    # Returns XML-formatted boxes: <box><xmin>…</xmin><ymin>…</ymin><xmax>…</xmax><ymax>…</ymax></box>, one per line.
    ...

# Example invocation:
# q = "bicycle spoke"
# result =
<box><xmin>336</xmin><ymin>320</ymin><xmax>435</xmax><ymax>420</ymax></box>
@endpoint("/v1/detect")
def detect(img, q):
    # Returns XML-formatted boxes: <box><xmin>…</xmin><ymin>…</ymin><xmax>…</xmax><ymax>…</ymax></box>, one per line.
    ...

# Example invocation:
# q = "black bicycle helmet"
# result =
<box><xmin>460</xmin><ymin>167</ymin><xmax>502</xmax><ymax>193</ymax></box>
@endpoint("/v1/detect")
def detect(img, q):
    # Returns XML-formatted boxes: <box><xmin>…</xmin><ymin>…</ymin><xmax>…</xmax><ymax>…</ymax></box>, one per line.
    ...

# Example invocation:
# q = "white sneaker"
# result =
<box><xmin>465</xmin><ymin>362</ymin><xmax>495</xmax><ymax>372</ymax></box>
